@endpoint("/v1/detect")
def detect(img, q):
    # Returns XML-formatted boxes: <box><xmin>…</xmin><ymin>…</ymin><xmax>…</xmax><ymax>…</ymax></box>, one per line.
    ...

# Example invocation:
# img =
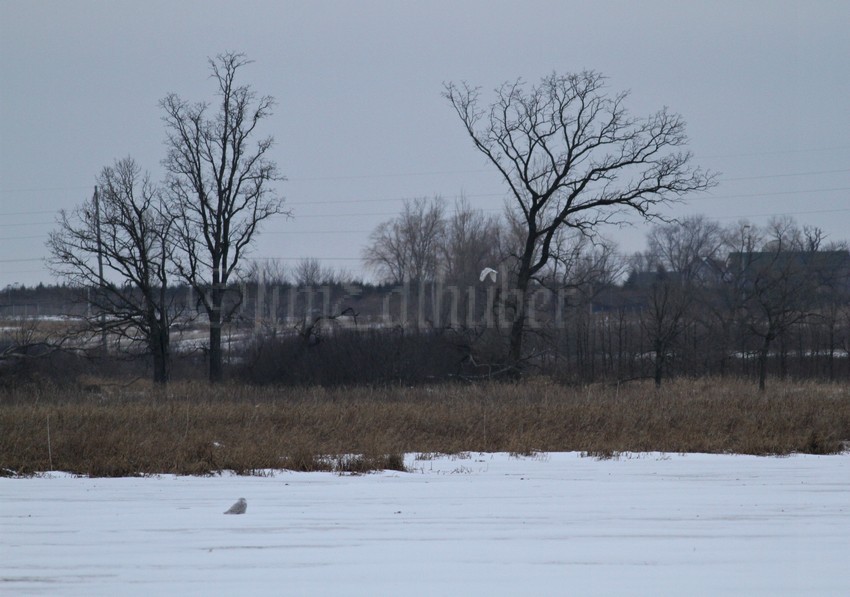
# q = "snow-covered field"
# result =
<box><xmin>2</xmin><ymin>452</ymin><xmax>848</xmax><ymax>596</ymax></box>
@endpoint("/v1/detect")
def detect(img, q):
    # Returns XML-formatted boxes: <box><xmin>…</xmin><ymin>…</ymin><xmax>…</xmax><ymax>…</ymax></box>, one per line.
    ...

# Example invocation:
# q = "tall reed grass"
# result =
<box><xmin>1</xmin><ymin>378</ymin><xmax>847</xmax><ymax>476</ymax></box>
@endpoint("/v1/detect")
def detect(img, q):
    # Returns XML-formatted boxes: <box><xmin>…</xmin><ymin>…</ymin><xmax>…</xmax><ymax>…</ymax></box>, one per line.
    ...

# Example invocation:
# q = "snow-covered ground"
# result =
<box><xmin>2</xmin><ymin>452</ymin><xmax>848</xmax><ymax>596</ymax></box>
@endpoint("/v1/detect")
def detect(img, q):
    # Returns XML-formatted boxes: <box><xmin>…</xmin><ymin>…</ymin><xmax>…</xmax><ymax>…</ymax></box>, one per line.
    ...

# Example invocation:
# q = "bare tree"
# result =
<box><xmin>445</xmin><ymin>71</ymin><xmax>716</xmax><ymax>369</ymax></box>
<box><xmin>363</xmin><ymin>197</ymin><xmax>446</xmax><ymax>284</ymax></box>
<box><xmin>640</xmin><ymin>266</ymin><xmax>692</xmax><ymax>387</ymax></box>
<box><xmin>161</xmin><ymin>52</ymin><xmax>287</xmax><ymax>382</ymax></box>
<box><xmin>47</xmin><ymin>157</ymin><xmax>176</xmax><ymax>383</ymax></box>
<box><xmin>727</xmin><ymin>219</ymin><xmax>823</xmax><ymax>391</ymax></box>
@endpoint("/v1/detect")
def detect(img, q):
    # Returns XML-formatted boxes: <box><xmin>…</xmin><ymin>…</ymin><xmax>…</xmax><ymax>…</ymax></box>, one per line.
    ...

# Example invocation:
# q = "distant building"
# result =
<box><xmin>727</xmin><ymin>250</ymin><xmax>850</xmax><ymax>294</ymax></box>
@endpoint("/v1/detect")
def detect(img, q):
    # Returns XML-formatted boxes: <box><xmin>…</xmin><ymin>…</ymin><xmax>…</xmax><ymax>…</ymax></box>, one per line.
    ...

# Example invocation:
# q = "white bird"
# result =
<box><xmin>224</xmin><ymin>498</ymin><xmax>247</xmax><ymax>515</ymax></box>
<box><xmin>480</xmin><ymin>267</ymin><xmax>497</xmax><ymax>283</ymax></box>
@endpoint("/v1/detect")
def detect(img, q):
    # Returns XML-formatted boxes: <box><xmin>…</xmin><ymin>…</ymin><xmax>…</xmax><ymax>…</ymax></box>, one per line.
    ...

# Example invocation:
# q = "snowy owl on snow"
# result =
<box><xmin>480</xmin><ymin>267</ymin><xmax>497</xmax><ymax>282</ymax></box>
<box><xmin>224</xmin><ymin>498</ymin><xmax>247</xmax><ymax>515</ymax></box>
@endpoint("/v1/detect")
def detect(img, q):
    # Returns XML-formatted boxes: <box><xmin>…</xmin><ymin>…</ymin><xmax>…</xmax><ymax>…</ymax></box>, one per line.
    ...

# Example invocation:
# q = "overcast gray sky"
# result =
<box><xmin>2</xmin><ymin>0</ymin><xmax>848</xmax><ymax>288</ymax></box>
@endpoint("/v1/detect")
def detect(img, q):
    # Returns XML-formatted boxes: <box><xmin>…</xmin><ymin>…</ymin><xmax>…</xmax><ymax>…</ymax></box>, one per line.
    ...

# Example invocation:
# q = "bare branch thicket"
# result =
<box><xmin>46</xmin><ymin>157</ymin><xmax>177</xmax><ymax>383</ymax></box>
<box><xmin>647</xmin><ymin>215</ymin><xmax>724</xmax><ymax>283</ymax></box>
<box><xmin>363</xmin><ymin>197</ymin><xmax>446</xmax><ymax>284</ymax></box>
<box><xmin>546</xmin><ymin>230</ymin><xmax>623</xmax><ymax>295</ymax></box>
<box><xmin>445</xmin><ymin>71</ymin><xmax>717</xmax><ymax>369</ymax></box>
<box><xmin>440</xmin><ymin>196</ymin><xmax>503</xmax><ymax>286</ymax></box>
<box><xmin>515</xmin><ymin>230</ymin><xmax>623</xmax><ymax>376</ymax></box>
<box><xmin>0</xmin><ymin>316</ymin><xmax>73</xmax><ymax>366</ymax></box>
<box><xmin>292</xmin><ymin>257</ymin><xmax>345</xmax><ymax>287</ymax></box>
<box><xmin>362</xmin><ymin>196</ymin><xmax>507</xmax><ymax>374</ymax></box>
<box><xmin>637</xmin><ymin>216</ymin><xmax>724</xmax><ymax>386</ymax></box>
<box><xmin>639</xmin><ymin>268</ymin><xmax>692</xmax><ymax>387</ymax></box>
<box><xmin>161</xmin><ymin>52</ymin><xmax>288</xmax><ymax>382</ymax></box>
<box><xmin>243</xmin><ymin>259</ymin><xmax>289</xmax><ymax>287</ymax></box>
<box><xmin>721</xmin><ymin>218</ymin><xmax>828</xmax><ymax>391</ymax></box>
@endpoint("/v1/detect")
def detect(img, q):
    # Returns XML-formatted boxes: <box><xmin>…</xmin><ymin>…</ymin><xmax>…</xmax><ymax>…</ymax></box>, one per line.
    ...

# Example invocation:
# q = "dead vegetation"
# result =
<box><xmin>1</xmin><ymin>377</ymin><xmax>848</xmax><ymax>477</ymax></box>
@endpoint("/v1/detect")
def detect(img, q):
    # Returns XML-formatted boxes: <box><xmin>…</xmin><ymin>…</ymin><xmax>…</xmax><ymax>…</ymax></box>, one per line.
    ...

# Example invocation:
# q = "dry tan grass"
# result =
<box><xmin>1</xmin><ymin>377</ymin><xmax>848</xmax><ymax>476</ymax></box>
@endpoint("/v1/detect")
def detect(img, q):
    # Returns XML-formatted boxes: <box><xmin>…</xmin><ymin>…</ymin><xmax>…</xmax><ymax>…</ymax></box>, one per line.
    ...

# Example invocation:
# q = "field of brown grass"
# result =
<box><xmin>2</xmin><ymin>378</ymin><xmax>848</xmax><ymax>476</ymax></box>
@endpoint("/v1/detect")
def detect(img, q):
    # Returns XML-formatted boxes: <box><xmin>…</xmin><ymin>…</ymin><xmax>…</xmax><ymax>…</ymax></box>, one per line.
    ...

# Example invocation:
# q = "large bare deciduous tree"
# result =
<box><xmin>161</xmin><ymin>52</ymin><xmax>287</xmax><ymax>382</ymax></box>
<box><xmin>47</xmin><ymin>157</ymin><xmax>176</xmax><ymax>383</ymax></box>
<box><xmin>445</xmin><ymin>71</ymin><xmax>716</xmax><ymax>369</ymax></box>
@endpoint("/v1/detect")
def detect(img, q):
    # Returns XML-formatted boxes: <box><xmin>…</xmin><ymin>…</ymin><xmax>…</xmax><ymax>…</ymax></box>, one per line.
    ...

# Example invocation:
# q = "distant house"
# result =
<box><xmin>726</xmin><ymin>250</ymin><xmax>850</xmax><ymax>294</ymax></box>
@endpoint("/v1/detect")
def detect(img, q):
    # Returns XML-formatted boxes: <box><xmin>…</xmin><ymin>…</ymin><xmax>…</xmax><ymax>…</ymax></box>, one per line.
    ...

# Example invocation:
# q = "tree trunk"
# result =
<box><xmin>507</xmin><ymin>272</ymin><xmax>531</xmax><ymax>374</ymax></box>
<box><xmin>654</xmin><ymin>344</ymin><xmax>665</xmax><ymax>388</ymax></box>
<box><xmin>147</xmin><ymin>311</ymin><xmax>170</xmax><ymax>385</ymax></box>
<box><xmin>828</xmin><ymin>322</ymin><xmax>835</xmax><ymax>381</ymax></box>
<box><xmin>209</xmin><ymin>314</ymin><xmax>222</xmax><ymax>383</ymax></box>
<box><xmin>508</xmin><ymin>316</ymin><xmax>525</xmax><ymax>368</ymax></box>
<box><xmin>757</xmin><ymin>338</ymin><xmax>771</xmax><ymax>392</ymax></box>
<box><xmin>152</xmin><ymin>333</ymin><xmax>169</xmax><ymax>384</ymax></box>
<box><xmin>779</xmin><ymin>333</ymin><xmax>788</xmax><ymax>380</ymax></box>
<box><xmin>209</xmin><ymin>285</ymin><xmax>223</xmax><ymax>383</ymax></box>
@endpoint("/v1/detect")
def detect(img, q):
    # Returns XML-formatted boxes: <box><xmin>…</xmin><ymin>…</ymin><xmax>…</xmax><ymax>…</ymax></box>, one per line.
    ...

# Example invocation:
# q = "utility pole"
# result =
<box><xmin>93</xmin><ymin>186</ymin><xmax>107</xmax><ymax>354</ymax></box>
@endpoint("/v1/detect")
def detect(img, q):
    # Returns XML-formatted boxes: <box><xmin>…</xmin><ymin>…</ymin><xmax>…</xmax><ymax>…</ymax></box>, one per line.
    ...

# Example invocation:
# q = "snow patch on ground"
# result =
<box><xmin>1</xmin><ymin>452</ymin><xmax>848</xmax><ymax>596</ymax></box>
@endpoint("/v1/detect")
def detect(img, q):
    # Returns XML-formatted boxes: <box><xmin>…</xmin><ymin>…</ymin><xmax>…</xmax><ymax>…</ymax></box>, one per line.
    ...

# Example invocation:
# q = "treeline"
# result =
<box><xmin>238</xmin><ymin>208</ymin><xmax>850</xmax><ymax>389</ymax></box>
<box><xmin>8</xmin><ymin>210</ymin><xmax>848</xmax><ymax>391</ymax></box>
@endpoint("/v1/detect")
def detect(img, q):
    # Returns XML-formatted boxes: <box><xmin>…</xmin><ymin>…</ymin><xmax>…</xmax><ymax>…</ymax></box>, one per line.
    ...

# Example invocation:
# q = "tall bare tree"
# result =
<box><xmin>161</xmin><ymin>52</ymin><xmax>287</xmax><ymax>382</ymax></box>
<box><xmin>47</xmin><ymin>157</ymin><xmax>176</xmax><ymax>383</ymax></box>
<box><xmin>445</xmin><ymin>71</ymin><xmax>716</xmax><ymax>370</ymax></box>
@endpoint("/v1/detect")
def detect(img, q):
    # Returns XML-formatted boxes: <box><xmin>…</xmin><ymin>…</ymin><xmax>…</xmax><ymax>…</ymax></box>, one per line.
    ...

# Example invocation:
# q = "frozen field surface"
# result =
<box><xmin>2</xmin><ymin>452</ymin><xmax>848</xmax><ymax>596</ymax></box>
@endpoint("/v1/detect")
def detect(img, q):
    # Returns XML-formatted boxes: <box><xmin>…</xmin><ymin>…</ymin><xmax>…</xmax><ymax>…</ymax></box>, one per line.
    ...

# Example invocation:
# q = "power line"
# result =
<box><xmin>700</xmin><ymin>187</ymin><xmax>850</xmax><ymax>201</ymax></box>
<box><xmin>0</xmin><ymin>208</ymin><xmax>59</xmax><ymax>216</ymax></box>
<box><xmin>697</xmin><ymin>145</ymin><xmax>850</xmax><ymax>160</ymax></box>
<box><xmin>248</xmin><ymin>256</ymin><xmax>363</xmax><ymax>261</ymax></box>
<box><xmin>288</xmin><ymin>168</ymin><xmax>492</xmax><ymax>182</ymax></box>
<box><xmin>1</xmin><ymin>157</ymin><xmax>849</xmax><ymax>200</ymax></box>
<box><xmin>0</xmin><ymin>229</ymin><xmax>373</xmax><ymax>241</ymax></box>
<box><xmin>6</xmin><ymin>202</ymin><xmax>850</xmax><ymax>245</ymax></box>
<box><xmin>0</xmin><ymin>257</ymin><xmax>44</xmax><ymax>263</ymax></box>
<box><xmin>0</xmin><ymin>185</ymin><xmax>91</xmax><ymax>194</ymax></box>
<box><xmin>721</xmin><ymin>168</ymin><xmax>850</xmax><ymax>182</ymax></box>
<box><xmin>701</xmin><ymin>207</ymin><xmax>850</xmax><ymax>221</ymax></box>
<box><xmin>285</xmin><ymin>191</ymin><xmax>505</xmax><ymax>207</ymax></box>
<box><xmin>0</xmin><ymin>184</ymin><xmax>847</xmax><ymax>235</ymax></box>
<box><xmin>2</xmin><ymin>174</ymin><xmax>847</xmax><ymax>220</ymax></box>
<box><xmin>0</xmin><ymin>221</ymin><xmax>55</xmax><ymax>228</ymax></box>
<box><xmin>0</xmin><ymin>234</ymin><xmax>49</xmax><ymax>240</ymax></box>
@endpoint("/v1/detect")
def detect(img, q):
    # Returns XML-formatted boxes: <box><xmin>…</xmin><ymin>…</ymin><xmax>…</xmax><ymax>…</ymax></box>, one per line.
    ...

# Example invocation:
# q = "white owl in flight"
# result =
<box><xmin>480</xmin><ymin>267</ymin><xmax>497</xmax><ymax>282</ymax></box>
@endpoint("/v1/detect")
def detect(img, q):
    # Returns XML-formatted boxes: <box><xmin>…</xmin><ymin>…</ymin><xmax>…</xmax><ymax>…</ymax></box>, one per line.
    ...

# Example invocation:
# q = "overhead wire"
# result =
<box><xmin>0</xmin><ymin>161</ymin><xmax>848</xmax><ymax>211</ymax></box>
<box><xmin>2</xmin><ymin>154</ymin><xmax>848</xmax><ymax>281</ymax></box>
<box><xmin>0</xmin><ymin>182</ymin><xmax>848</xmax><ymax>226</ymax></box>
